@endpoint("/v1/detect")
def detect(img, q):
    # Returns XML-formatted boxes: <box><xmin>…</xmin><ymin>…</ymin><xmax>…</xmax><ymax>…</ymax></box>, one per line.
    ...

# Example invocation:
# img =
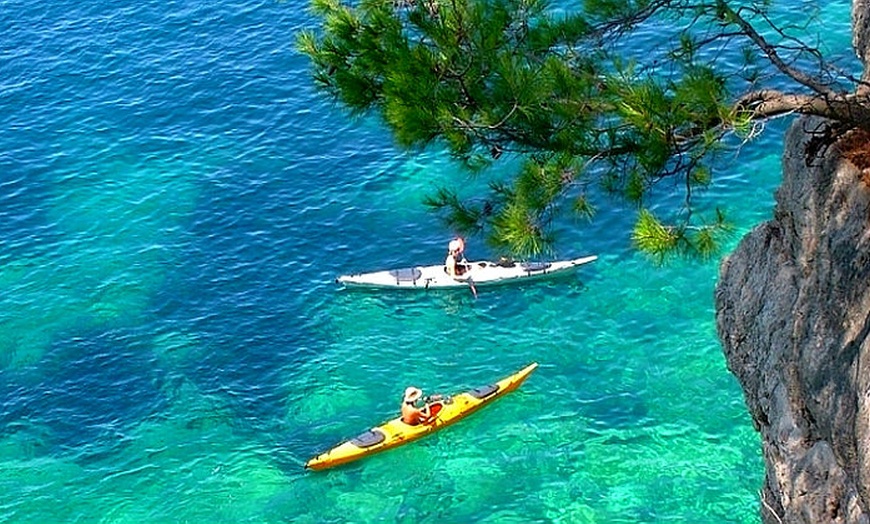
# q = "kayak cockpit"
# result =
<box><xmin>520</xmin><ymin>262</ymin><xmax>552</xmax><ymax>272</ymax></box>
<box><xmin>351</xmin><ymin>429</ymin><xmax>386</xmax><ymax>448</ymax></box>
<box><xmin>468</xmin><ymin>384</ymin><xmax>499</xmax><ymax>399</ymax></box>
<box><xmin>388</xmin><ymin>268</ymin><xmax>423</xmax><ymax>284</ymax></box>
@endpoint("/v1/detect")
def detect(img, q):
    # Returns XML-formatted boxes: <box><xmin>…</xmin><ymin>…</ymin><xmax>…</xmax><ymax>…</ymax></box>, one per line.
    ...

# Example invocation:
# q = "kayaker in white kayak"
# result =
<box><xmin>445</xmin><ymin>237</ymin><xmax>469</xmax><ymax>278</ymax></box>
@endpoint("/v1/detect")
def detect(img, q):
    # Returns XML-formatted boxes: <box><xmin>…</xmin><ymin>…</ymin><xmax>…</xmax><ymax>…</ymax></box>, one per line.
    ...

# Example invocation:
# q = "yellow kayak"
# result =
<box><xmin>305</xmin><ymin>362</ymin><xmax>538</xmax><ymax>471</ymax></box>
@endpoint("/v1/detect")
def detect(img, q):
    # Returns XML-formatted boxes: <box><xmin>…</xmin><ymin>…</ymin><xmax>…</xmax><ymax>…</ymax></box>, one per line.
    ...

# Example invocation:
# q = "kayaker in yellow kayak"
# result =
<box><xmin>305</xmin><ymin>363</ymin><xmax>538</xmax><ymax>471</ymax></box>
<box><xmin>402</xmin><ymin>387</ymin><xmax>448</xmax><ymax>425</ymax></box>
<box><xmin>401</xmin><ymin>387</ymin><xmax>434</xmax><ymax>425</ymax></box>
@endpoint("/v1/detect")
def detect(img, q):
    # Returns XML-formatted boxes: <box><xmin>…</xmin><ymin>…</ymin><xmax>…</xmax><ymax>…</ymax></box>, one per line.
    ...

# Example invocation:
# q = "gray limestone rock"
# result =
<box><xmin>716</xmin><ymin>115</ymin><xmax>870</xmax><ymax>524</ymax></box>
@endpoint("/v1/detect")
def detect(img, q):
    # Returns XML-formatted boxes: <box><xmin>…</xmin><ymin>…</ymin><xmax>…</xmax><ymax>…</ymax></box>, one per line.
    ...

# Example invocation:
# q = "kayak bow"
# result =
<box><xmin>305</xmin><ymin>362</ymin><xmax>538</xmax><ymax>471</ymax></box>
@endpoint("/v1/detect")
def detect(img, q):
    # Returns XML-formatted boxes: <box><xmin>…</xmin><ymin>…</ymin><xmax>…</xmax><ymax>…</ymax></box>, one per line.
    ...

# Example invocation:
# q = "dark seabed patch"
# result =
<box><xmin>6</xmin><ymin>328</ymin><xmax>167</xmax><ymax>454</ymax></box>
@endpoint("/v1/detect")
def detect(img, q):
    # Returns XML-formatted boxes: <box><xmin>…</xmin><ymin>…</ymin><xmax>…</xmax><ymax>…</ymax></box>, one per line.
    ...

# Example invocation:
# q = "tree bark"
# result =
<box><xmin>736</xmin><ymin>90</ymin><xmax>870</xmax><ymax>128</ymax></box>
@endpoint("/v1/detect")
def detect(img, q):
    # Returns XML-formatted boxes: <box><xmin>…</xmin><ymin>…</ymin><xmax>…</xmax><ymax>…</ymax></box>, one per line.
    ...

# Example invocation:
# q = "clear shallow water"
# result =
<box><xmin>0</xmin><ymin>0</ymin><xmax>854</xmax><ymax>522</ymax></box>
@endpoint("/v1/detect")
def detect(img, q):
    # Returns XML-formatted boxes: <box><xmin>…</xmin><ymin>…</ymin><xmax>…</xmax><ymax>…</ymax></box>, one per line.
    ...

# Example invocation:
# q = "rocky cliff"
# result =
<box><xmin>716</xmin><ymin>116</ymin><xmax>870</xmax><ymax>523</ymax></box>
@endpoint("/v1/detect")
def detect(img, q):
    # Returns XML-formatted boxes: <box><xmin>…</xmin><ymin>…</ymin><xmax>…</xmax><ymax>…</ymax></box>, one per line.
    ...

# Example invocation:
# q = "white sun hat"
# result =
<box><xmin>403</xmin><ymin>387</ymin><xmax>423</xmax><ymax>403</ymax></box>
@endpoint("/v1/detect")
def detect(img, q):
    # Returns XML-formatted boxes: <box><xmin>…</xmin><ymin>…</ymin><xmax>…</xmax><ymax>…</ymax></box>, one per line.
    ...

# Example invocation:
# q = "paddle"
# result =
<box><xmin>467</xmin><ymin>276</ymin><xmax>478</xmax><ymax>298</ymax></box>
<box><xmin>458</xmin><ymin>255</ymin><xmax>477</xmax><ymax>298</ymax></box>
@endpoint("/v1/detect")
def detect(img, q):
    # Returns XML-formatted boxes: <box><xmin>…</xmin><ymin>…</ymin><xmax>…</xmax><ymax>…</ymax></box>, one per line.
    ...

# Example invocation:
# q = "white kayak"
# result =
<box><xmin>336</xmin><ymin>255</ymin><xmax>598</xmax><ymax>289</ymax></box>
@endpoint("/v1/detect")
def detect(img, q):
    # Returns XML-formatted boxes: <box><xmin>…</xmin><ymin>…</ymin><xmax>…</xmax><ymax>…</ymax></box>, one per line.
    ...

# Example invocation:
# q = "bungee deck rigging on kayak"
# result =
<box><xmin>305</xmin><ymin>362</ymin><xmax>538</xmax><ymax>471</ymax></box>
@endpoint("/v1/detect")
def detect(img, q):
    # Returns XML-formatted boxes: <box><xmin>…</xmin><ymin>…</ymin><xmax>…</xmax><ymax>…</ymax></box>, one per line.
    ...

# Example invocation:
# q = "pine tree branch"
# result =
<box><xmin>724</xmin><ymin>3</ymin><xmax>836</xmax><ymax>97</ymax></box>
<box><xmin>735</xmin><ymin>90</ymin><xmax>870</xmax><ymax>128</ymax></box>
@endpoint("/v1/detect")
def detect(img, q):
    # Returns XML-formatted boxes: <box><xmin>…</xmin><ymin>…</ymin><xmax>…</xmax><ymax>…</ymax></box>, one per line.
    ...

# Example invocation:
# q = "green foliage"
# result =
<box><xmin>691</xmin><ymin>225</ymin><xmax>718</xmax><ymax>258</ymax></box>
<box><xmin>689</xmin><ymin>208</ymin><xmax>734</xmax><ymax>259</ymax></box>
<box><xmin>298</xmin><ymin>0</ymin><xmax>808</xmax><ymax>258</ymax></box>
<box><xmin>632</xmin><ymin>207</ymin><xmax>733</xmax><ymax>261</ymax></box>
<box><xmin>625</xmin><ymin>170</ymin><xmax>646</xmax><ymax>202</ymax></box>
<box><xmin>583</xmin><ymin>0</ymin><xmax>654</xmax><ymax>22</ymax></box>
<box><xmin>572</xmin><ymin>195</ymin><xmax>596</xmax><ymax>220</ymax></box>
<box><xmin>690</xmin><ymin>165</ymin><xmax>712</xmax><ymax>186</ymax></box>
<box><xmin>633</xmin><ymin>209</ymin><xmax>679</xmax><ymax>261</ymax></box>
<box><xmin>422</xmin><ymin>187</ymin><xmax>488</xmax><ymax>234</ymax></box>
<box><xmin>491</xmin><ymin>201</ymin><xmax>554</xmax><ymax>256</ymax></box>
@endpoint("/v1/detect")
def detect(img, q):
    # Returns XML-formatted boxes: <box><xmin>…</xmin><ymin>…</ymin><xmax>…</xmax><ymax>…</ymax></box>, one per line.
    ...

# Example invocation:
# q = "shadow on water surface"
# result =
<box><xmin>331</xmin><ymin>272</ymin><xmax>592</xmax><ymax>315</ymax></box>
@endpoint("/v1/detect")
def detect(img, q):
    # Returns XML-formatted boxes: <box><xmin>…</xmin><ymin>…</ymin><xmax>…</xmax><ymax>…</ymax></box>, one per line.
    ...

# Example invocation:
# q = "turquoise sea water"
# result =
<box><xmin>0</xmin><ymin>1</ymin><xmax>856</xmax><ymax>522</ymax></box>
